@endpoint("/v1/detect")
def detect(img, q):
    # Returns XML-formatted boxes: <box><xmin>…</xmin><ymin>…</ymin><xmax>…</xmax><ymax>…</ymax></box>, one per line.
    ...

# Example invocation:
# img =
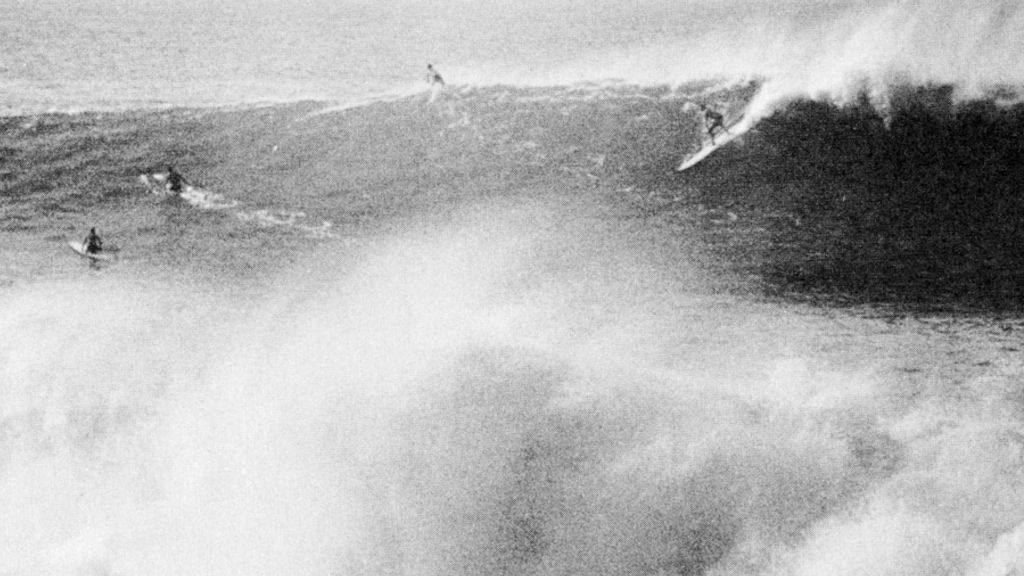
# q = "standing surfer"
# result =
<box><xmin>700</xmin><ymin>104</ymin><xmax>729</xmax><ymax>144</ymax></box>
<box><xmin>426</xmin><ymin>63</ymin><xmax>445</xmax><ymax>87</ymax></box>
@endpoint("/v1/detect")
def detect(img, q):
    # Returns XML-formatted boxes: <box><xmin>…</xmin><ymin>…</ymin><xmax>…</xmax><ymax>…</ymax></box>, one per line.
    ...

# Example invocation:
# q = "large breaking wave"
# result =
<box><xmin>2</xmin><ymin>56</ymin><xmax>1024</xmax><ymax>576</ymax></box>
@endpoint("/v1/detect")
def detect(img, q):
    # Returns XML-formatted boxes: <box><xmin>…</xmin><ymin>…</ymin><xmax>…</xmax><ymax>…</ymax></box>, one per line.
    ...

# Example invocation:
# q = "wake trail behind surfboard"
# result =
<box><xmin>138</xmin><ymin>174</ymin><xmax>239</xmax><ymax>210</ymax></box>
<box><xmin>137</xmin><ymin>173</ymin><xmax>336</xmax><ymax>238</ymax></box>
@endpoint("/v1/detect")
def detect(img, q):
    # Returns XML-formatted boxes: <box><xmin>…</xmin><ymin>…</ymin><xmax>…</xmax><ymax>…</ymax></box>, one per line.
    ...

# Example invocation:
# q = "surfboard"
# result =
<box><xmin>677</xmin><ymin>115</ymin><xmax>754</xmax><ymax>172</ymax></box>
<box><xmin>68</xmin><ymin>240</ymin><xmax>113</xmax><ymax>261</ymax></box>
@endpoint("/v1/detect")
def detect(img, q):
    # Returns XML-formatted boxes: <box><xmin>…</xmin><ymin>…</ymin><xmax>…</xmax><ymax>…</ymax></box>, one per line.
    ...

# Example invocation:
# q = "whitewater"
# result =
<box><xmin>2</xmin><ymin>1</ymin><xmax>1024</xmax><ymax>575</ymax></box>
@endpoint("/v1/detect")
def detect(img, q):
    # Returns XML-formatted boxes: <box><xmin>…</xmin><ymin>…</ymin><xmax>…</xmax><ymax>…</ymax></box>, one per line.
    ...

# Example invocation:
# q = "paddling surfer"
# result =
<box><xmin>700</xmin><ymin>104</ymin><xmax>729</xmax><ymax>144</ymax></box>
<box><xmin>166</xmin><ymin>164</ymin><xmax>188</xmax><ymax>195</ymax></box>
<box><xmin>83</xmin><ymin>227</ymin><xmax>103</xmax><ymax>255</ymax></box>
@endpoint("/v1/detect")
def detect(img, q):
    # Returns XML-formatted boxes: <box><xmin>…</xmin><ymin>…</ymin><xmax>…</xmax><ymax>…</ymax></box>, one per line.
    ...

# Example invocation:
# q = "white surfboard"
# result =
<box><xmin>68</xmin><ymin>240</ymin><xmax>113</xmax><ymax>261</ymax></box>
<box><xmin>677</xmin><ymin>115</ymin><xmax>755</xmax><ymax>172</ymax></box>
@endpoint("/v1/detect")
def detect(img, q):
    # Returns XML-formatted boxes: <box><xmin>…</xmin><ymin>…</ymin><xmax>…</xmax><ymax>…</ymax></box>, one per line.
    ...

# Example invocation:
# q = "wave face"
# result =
<box><xmin>661</xmin><ymin>84</ymin><xmax>1024</xmax><ymax>308</ymax></box>
<box><xmin>2</xmin><ymin>82</ymin><xmax>1024</xmax><ymax>576</ymax></box>
<box><xmin>758</xmin><ymin>89</ymin><xmax>1024</xmax><ymax>306</ymax></box>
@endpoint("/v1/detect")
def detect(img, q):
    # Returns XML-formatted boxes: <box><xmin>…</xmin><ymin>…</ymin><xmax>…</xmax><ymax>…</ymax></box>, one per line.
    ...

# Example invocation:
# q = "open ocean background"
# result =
<box><xmin>2</xmin><ymin>1</ymin><xmax>1024</xmax><ymax>575</ymax></box>
<box><xmin>0</xmin><ymin>0</ymin><xmax>715</xmax><ymax>113</ymax></box>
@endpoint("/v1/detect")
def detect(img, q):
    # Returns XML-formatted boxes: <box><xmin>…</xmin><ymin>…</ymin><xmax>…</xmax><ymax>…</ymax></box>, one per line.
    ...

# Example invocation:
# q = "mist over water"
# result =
<box><xmin>3</xmin><ymin>201</ymin><xmax>1023</xmax><ymax>575</ymax></box>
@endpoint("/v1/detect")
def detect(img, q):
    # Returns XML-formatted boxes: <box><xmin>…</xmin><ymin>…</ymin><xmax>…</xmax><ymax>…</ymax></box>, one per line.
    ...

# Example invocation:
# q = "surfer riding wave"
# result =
<box><xmin>700</xmin><ymin>103</ymin><xmax>730</xmax><ymax>145</ymax></box>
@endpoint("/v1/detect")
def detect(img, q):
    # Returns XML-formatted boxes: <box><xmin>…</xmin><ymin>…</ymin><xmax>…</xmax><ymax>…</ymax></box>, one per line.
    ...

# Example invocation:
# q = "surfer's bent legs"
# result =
<box><xmin>707</xmin><ymin>121</ymin><xmax>728</xmax><ymax>144</ymax></box>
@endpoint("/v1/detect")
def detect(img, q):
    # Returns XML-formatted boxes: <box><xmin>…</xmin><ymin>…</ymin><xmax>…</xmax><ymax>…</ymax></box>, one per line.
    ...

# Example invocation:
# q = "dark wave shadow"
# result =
<box><xmin>665</xmin><ymin>86</ymin><xmax>1024</xmax><ymax>310</ymax></box>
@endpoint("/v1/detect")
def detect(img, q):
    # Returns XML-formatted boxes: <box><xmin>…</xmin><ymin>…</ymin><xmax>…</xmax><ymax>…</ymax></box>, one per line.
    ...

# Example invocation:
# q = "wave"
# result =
<box><xmin>4</xmin><ymin>78</ymin><xmax>1023</xmax><ymax>305</ymax></box>
<box><xmin>682</xmin><ymin>85</ymin><xmax>1024</xmax><ymax>308</ymax></box>
<box><xmin>439</xmin><ymin>1</ymin><xmax>1022</xmax><ymax>108</ymax></box>
<box><xmin>403</xmin><ymin>80</ymin><xmax>1024</xmax><ymax>311</ymax></box>
<box><xmin>3</xmin><ymin>5</ymin><xmax>1024</xmax><ymax>575</ymax></box>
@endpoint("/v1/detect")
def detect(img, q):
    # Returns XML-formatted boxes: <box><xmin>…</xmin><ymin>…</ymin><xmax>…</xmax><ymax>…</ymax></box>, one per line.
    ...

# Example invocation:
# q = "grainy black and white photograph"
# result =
<box><xmin>1</xmin><ymin>0</ymin><xmax>1023</xmax><ymax>574</ymax></box>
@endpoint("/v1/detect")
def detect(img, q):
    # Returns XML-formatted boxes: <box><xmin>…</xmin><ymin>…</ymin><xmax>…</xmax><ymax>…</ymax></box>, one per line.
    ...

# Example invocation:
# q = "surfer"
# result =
<box><xmin>700</xmin><ymin>104</ymin><xmax>729</xmax><ymax>144</ymax></box>
<box><xmin>166</xmin><ymin>164</ymin><xmax>188</xmax><ymax>195</ymax></box>
<box><xmin>83</xmin><ymin>227</ymin><xmax>102</xmax><ymax>255</ymax></box>
<box><xmin>426</xmin><ymin>63</ymin><xmax>445</xmax><ymax>87</ymax></box>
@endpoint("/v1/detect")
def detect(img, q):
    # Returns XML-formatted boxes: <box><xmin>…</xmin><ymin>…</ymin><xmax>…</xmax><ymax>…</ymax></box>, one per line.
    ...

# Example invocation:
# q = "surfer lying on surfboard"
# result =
<box><xmin>700</xmin><ymin>104</ymin><xmax>730</xmax><ymax>144</ymax></box>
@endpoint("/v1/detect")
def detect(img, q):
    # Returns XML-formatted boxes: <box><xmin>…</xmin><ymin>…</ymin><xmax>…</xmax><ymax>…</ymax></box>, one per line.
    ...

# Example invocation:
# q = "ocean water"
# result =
<box><xmin>6</xmin><ymin>0</ymin><xmax>1020</xmax><ymax>114</ymax></box>
<box><xmin>1</xmin><ymin>0</ymin><xmax>688</xmax><ymax>113</ymax></box>
<box><xmin>3</xmin><ymin>1</ymin><xmax>1024</xmax><ymax>576</ymax></box>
